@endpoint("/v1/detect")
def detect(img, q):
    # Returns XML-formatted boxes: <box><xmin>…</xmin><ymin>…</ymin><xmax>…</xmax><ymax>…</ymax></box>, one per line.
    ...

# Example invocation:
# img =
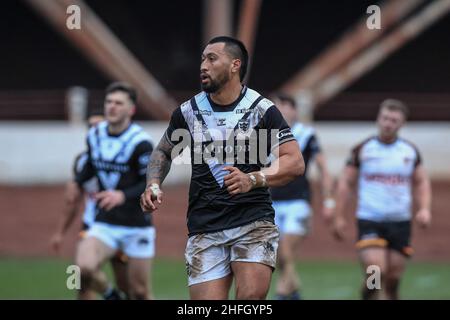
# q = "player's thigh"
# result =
<box><xmin>230</xmin><ymin>220</ymin><xmax>279</xmax><ymax>268</ymax></box>
<box><xmin>230</xmin><ymin>220</ymin><xmax>279</xmax><ymax>298</ymax></box>
<box><xmin>356</xmin><ymin>220</ymin><xmax>388</xmax><ymax>271</ymax></box>
<box><xmin>76</xmin><ymin>236</ymin><xmax>116</xmax><ymax>270</ymax></box>
<box><xmin>127</xmin><ymin>257</ymin><xmax>151</xmax><ymax>287</ymax></box>
<box><xmin>231</xmin><ymin>261</ymin><xmax>273</xmax><ymax>299</ymax></box>
<box><xmin>185</xmin><ymin>232</ymin><xmax>232</xmax><ymax>288</ymax></box>
<box><xmin>189</xmin><ymin>274</ymin><xmax>233</xmax><ymax>300</ymax></box>
<box><xmin>120</xmin><ymin>227</ymin><xmax>155</xmax><ymax>294</ymax></box>
<box><xmin>387</xmin><ymin>249</ymin><xmax>408</xmax><ymax>279</ymax></box>
<box><xmin>278</xmin><ymin>234</ymin><xmax>303</xmax><ymax>262</ymax></box>
<box><xmin>358</xmin><ymin>247</ymin><xmax>388</xmax><ymax>273</ymax></box>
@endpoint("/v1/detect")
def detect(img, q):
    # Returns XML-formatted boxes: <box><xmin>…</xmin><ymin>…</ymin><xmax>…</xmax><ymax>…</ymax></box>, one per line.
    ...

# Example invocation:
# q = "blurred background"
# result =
<box><xmin>0</xmin><ymin>0</ymin><xmax>449</xmax><ymax>299</ymax></box>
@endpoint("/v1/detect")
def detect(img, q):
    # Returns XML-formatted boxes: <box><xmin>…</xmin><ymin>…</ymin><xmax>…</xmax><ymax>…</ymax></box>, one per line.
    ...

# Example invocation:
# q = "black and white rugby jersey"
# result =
<box><xmin>75</xmin><ymin>121</ymin><xmax>153</xmax><ymax>227</ymax></box>
<box><xmin>73</xmin><ymin>151</ymin><xmax>98</xmax><ymax>227</ymax></box>
<box><xmin>164</xmin><ymin>86</ymin><xmax>296</xmax><ymax>236</ymax></box>
<box><xmin>270</xmin><ymin>122</ymin><xmax>321</xmax><ymax>202</ymax></box>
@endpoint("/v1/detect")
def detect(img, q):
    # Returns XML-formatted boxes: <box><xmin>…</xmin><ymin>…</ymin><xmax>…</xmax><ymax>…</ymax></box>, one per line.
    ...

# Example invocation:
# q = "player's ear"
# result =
<box><xmin>130</xmin><ymin>105</ymin><xmax>136</xmax><ymax>116</ymax></box>
<box><xmin>231</xmin><ymin>59</ymin><xmax>241</xmax><ymax>75</ymax></box>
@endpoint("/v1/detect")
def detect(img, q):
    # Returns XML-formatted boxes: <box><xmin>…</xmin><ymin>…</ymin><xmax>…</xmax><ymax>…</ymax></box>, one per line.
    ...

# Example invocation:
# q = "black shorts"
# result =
<box><xmin>356</xmin><ymin>219</ymin><xmax>413</xmax><ymax>257</ymax></box>
<box><xmin>78</xmin><ymin>222</ymin><xmax>90</xmax><ymax>239</ymax></box>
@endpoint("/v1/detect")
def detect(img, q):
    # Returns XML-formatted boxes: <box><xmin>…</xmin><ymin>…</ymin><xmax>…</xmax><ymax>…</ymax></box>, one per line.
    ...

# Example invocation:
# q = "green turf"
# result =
<box><xmin>0</xmin><ymin>257</ymin><xmax>449</xmax><ymax>299</ymax></box>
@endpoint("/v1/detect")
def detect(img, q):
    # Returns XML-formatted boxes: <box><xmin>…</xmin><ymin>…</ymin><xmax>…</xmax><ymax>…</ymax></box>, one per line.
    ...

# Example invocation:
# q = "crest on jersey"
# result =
<box><xmin>237</xmin><ymin>119</ymin><xmax>250</xmax><ymax>132</ymax></box>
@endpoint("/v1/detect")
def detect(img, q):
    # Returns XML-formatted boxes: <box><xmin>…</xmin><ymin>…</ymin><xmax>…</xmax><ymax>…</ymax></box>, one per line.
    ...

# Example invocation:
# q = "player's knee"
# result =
<box><xmin>363</xmin><ymin>261</ymin><xmax>387</xmax><ymax>280</ymax></box>
<box><xmin>277</xmin><ymin>255</ymin><xmax>287</xmax><ymax>270</ymax></box>
<box><xmin>236</xmin><ymin>285</ymin><xmax>268</xmax><ymax>300</ymax></box>
<box><xmin>386</xmin><ymin>265</ymin><xmax>403</xmax><ymax>279</ymax></box>
<box><xmin>361</xmin><ymin>285</ymin><xmax>380</xmax><ymax>300</ymax></box>
<box><xmin>128</xmin><ymin>283</ymin><xmax>149</xmax><ymax>300</ymax></box>
<box><xmin>385</xmin><ymin>275</ymin><xmax>400</xmax><ymax>293</ymax></box>
<box><xmin>79</xmin><ymin>264</ymin><xmax>96</xmax><ymax>287</ymax></box>
<box><xmin>129</xmin><ymin>289</ymin><xmax>148</xmax><ymax>300</ymax></box>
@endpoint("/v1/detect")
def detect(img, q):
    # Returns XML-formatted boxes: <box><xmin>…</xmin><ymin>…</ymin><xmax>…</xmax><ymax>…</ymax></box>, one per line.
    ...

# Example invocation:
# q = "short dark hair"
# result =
<box><xmin>105</xmin><ymin>81</ymin><xmax>137</xmax><ymax>105</ymax></box>
<box><xmin>272</xmin><ymin>92</ymin><xmax>296</xmax><ymax>109</ymax></box>
<box><xmin>207</xmin><ymin>36</ymin><xmax>249</xmax><ymax>81</ymax></box>
<box><xmin>379</xmin><ymin>99</ymin><xmax>409</xmax><ymax>119</ymax></box>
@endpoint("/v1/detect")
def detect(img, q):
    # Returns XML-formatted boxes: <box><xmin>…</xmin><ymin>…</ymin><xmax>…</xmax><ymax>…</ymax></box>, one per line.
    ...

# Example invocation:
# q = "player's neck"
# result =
<box><xmin>108</xmin><ymin>119</ymin><xmax>131</xmax><ymax>135</ymax></box>
<box><xmin>378</xmin><ymin>134</ymin><xmax>398</xmax><ymax>144</ymax></box>
<box><xmin>209</xmin><ymin>80</ymin><xmax>243</xmax><ymax>106</ymax></box>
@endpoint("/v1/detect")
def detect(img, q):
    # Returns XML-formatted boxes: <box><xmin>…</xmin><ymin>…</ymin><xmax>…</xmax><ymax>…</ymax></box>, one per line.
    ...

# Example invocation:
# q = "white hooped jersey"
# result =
<box><xmin>347</xmin><ymin>136</ymin><xmax>421</xmax><ymax>222</ymax></box>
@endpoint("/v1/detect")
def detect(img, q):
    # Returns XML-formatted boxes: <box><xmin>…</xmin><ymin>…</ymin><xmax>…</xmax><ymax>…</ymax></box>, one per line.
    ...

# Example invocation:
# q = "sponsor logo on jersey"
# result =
<box><xmin>138</xmin><ymin>238</ymin><xmax>149</xmax><ymax>246</ymax></box>
<box><xmin>193</xmin><ymin>109</ymin><xmax>212</xmax><ymax>116</ymax></box>
<box><xmin>363</xmin><ymin>173</ymin><xmax>410</xmax><ymax>184</ymax></box>
<box><xmin>235</xmin><ymin>108</ymin><xmax>251</xmax><ymax>114</ymax></box>
<box><xmin>216</xmin><ymin>118</ymin><xmax>226</xmax><ymax>126</ymax></box>
<box><xmin>276</xmin><ymin>128</ymin><xmax>293</xmax><ymax>140</ymax></box>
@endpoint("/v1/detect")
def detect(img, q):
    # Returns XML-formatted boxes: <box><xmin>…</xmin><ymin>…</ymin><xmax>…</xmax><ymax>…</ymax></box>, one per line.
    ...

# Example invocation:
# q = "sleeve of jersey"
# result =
<box><xmin>72</xmin><ymin>154</ymin><xmax>82</xmax><ymax>177</ymax></box>
<box><xmin>74</xmin><ymin>142</ymin><xmax>95</xmax><ymax>187</ymax></box>
<box><xmin>263</xmin><ymin>105</ymin><xmax>295</xmax><ymax>152</ymax></box>
<box><xmin>122</xmin><ymin>140</ymin><xmax>153</xmax><ymax>200</ymax></box>
<box><xmin>306</xmin><ymin>134</ymin><xmax>321</xmax><ymax>157</ymax></box>
<box><xmin>346</xmin><ymin>145</ymin><xmax>361</xmax><ymax>168</ymax></box>
<box><xmin>164</xmin><ymin>107</ymin><xmax>188</xmax><ymax>146</ymax></box>
<box><xmin>414</xmin><ymin>147</ymin><xmax>422</xmax><ymax>167</ymax></box>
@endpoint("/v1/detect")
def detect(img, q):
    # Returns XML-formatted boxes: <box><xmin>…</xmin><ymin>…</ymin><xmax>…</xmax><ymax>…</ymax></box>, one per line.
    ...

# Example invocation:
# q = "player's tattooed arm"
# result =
<box><xmin>146</xmin><ymin>134</ymin><xmax>174</xmax><ymax>187</ymax></box>
<box><xmin>141</xmin><ymin>135</ymin><xmax>175</xmax><ymax>212</ymax></box>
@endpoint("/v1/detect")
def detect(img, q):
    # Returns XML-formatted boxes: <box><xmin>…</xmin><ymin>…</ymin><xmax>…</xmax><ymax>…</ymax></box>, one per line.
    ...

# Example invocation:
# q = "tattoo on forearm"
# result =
<box><xmin>146</xmin><ymin>135</ymin><xmax>174</xmax><ymax>184</ymax></box>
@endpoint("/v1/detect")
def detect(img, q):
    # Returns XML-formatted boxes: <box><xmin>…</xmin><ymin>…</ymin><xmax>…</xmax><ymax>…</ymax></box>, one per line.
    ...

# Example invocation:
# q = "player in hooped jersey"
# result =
<box><xmin>270</xmin><ymin>93</ymin><xmax>335</xmax><ymax>300</ymax></box>
<box><xmin>72</xmin><ymin>82</ymin><xmax>155</xmax><ymax>299</ymax></box>
<box><xmin>141</xmin><ymin>36</ymin><xmax>305</xmax><ymax>300</ymax></box>
<box><xmin>333</xmin><ymin>99</ymin><xmax>432</xmax><ymax>300</ymax></box>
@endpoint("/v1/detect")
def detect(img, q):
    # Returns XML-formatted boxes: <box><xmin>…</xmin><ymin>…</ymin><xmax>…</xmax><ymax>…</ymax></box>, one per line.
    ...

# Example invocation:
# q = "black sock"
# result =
<box><xmin>289</xmin><ymin>290</ymin><xmax>301</xmax><ymax>300</ymax></box>
<box><xmin>103</xmin><ymin>287</ymin><xmax>125</xmax><ymax>300</ymax></box>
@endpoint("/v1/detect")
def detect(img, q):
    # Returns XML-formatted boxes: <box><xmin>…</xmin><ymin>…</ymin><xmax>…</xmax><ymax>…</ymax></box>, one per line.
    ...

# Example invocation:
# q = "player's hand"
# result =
<box><xmin>50</xmin><ymin>232</ymin><xmax>63</xmax><ymax>253</ymax></box>
<box><xmin>95</xmin><ymin>190</ymin><xmax>126</xmax><ymax>211</ymax></box>
<box><xmin>223</xmin><ymin>166</ymin><xmax>253</xmax><ymax>195</ymax></box>
<box><xmin>332</xmin><ymin>216</ymin><xmax>346</xmax><ymax>241</ymax></box>
<box><xmin>415</xmin><ymin>208</ymin><xmax>431</xmax><ymax>228</ymax></box>
<box><xmin>140</xmin><ymin>184</ymin><xmax>163</xmax><ymax>213</ymax></box>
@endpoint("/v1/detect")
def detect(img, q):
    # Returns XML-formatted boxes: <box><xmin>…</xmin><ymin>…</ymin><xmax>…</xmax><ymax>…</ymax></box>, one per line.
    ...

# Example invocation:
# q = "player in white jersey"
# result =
<box><xmin>333</xmin><ymin>99</ymin><xmax>432</xmax><ymax>300</ymax></box>
<box><xmin>270</xmin><ymin>93</ymin><xmax>335</xmax><ymax>300</ymax></box>
<box><xmin>51</xmin><ymin>114</ymin><xmax>128</xmax><ymax>300</ymax></box>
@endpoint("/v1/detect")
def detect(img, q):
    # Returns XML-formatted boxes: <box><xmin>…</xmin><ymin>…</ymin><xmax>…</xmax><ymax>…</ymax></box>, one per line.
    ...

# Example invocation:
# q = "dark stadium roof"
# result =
<box><xmin>1</xmin><ymin>0</ymin><xmax>449</xmax><ymax>120</ymax></box>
